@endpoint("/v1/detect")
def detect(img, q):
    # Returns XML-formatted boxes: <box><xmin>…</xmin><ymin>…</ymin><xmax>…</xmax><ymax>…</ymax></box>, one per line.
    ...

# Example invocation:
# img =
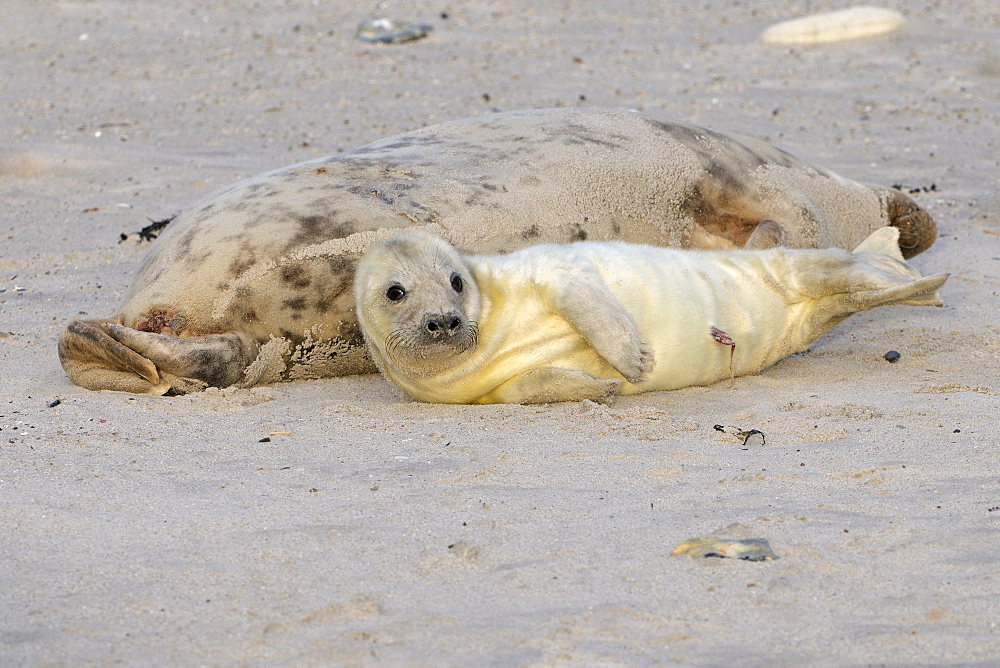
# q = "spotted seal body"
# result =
<box><xmin>58</xmin><ymin>108</ymin><xmax>936</xmax><ymax>395</ymax></box>
<box><xmin>355</xmin><ymin>228</ymin><xmax>947</xmax><ymax>404</ymax></box>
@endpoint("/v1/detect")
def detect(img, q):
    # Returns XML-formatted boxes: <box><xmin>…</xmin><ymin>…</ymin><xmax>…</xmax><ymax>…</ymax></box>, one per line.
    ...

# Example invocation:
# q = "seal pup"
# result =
<box><xmin>355</xmin><ymin>228</ymin><xmax>948</xmax><ymax>404</ymax></box>
<box><xmin>58</xmin><ymin>108</ymin><xmax>937</xmax><ymax>395</ymax></box>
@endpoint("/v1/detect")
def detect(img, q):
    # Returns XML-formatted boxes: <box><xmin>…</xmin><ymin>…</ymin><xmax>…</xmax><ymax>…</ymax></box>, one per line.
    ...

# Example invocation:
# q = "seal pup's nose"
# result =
<box><xmin>423</xmin><ymin>311</ymin><xmax>464</xmax><ymax>337</ymax></box>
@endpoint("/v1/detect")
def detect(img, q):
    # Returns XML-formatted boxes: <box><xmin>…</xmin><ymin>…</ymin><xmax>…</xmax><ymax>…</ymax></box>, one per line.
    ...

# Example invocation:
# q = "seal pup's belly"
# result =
<box><xmin>464</xmin><ymin>245</ymin><xmax>803</xmax><ymax>400</ymax></box>
<box><xmin>576</xmin><ymin>244</ymin><xmax>804</xmax><ymax>394</ymax></box>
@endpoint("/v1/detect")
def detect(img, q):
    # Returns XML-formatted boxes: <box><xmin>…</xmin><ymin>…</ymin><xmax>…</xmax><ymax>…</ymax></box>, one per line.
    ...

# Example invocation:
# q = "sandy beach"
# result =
<box><xmin>2</xmin><ymin>0</ymin><xmax>999</xmax><ymax>663</ymax></box>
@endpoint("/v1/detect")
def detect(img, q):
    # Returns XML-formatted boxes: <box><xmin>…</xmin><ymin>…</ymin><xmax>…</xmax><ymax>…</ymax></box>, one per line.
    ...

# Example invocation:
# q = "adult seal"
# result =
<box><xmin>58</xmin><ymin>108</ymin><xmax>937</xmax><ymax>395</ymax></box>
<box><xmin>355</xmin><ymin>228</ymin><xmax>948</xmax><ymax>404</ymax></box>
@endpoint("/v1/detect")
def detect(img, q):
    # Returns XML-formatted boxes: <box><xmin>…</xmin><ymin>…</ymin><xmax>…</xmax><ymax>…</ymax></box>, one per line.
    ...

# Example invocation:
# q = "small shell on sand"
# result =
<box><xmin>671</xmin><ymin>537</ymin><xmax>778</xmax><ymax>561</ymax></box>
<box><xmin>760</xmin><ymin>6</ymin><xmax>906</xmax><ymax>45</ymax></box>
<box><xmin>356</xmin><ymin>18</ymin><xmax>431</xmax><ymax>44</ymax></box>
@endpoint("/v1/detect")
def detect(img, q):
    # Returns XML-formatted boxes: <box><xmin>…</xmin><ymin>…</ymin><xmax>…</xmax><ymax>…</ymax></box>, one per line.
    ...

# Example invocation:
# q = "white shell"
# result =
<box><xmin>760</xmin><ymin>6</ymin><xmax>906</xmax><ymax>45</ymax></box>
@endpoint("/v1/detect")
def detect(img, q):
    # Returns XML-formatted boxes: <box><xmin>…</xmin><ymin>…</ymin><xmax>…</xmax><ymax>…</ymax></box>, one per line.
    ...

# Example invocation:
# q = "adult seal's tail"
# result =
<box><xmin>355</xmin><ymin>228</ymin><xmax>948</xmax><ymax>404</ymax></box>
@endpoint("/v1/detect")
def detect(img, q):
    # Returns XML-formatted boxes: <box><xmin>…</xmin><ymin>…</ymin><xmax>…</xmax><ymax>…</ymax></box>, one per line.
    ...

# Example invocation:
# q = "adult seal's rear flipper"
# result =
<box><xmin>59</xmin><ymin>320</ymin><xmax>171</xmax><ymax>395</ymax></box>
<box><xmin>877</xmin><ymin>185</ymin><xmax>937</xmax><ymax>258</ymax></box>
<box><xmin>59</xmin><ymin>320</ymin><xmax>260</xmax><ymax>395</ymax></box>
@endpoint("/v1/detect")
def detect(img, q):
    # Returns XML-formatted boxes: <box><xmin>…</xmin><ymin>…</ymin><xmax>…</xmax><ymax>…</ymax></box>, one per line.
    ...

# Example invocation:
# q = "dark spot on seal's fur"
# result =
<box><xmin>281</xmin><ymin>264</ymin><xmax>311</xmax><ymax>289</ymax></box>
<box><xmin>236</xmin><ymin>183</ymin><xmax>283</xmax><ymax>204</ymax></box>
<box><xmin>243</xmin><ymin>182</ymin><xmax>271</xmax><ymax>196</ymax></box>
<box><xmin>705</xmin><ymin>159</ymin><xmax>752</xmax><ymax>194</ymax></box>
<box><xmin>563</xmin><ymin>123</ymin><xmax>622</xmax><ymax>149</ymax></box>
<box><xmin>223</xmin><ymin>286</ymin><xmax>256</xmax><ymax>316</ymax></box>
<box><xmin>279</xmin><ymin>215</ymin><xmax>354</xmax><ymax>253</ymax></box>
<box><xmin>175</xmin><ymin>227</ymin><xmax>198</xmax><ymax>258</ymax></box>
<box><xmin>228</xmin><ymin>251</ymin><xmax>257</xmax><ymax>277</ymax></box>
<box><xmin>283</xmin><ymin>297</ymin><xmax>307</xmax><ymax>311</ymax></box>
<box><xmin>314</xmin><ymin>256</ymin><xmax>355</xmax><ymax>301</ymax></box>
<box><xmin>325</xmin><ymin>255</ymin><xmax>355</xmax><ymax>276</ymax></box>
<box><xmin>346</xmin><ymin>185</ymin><xmax>395</xmax><ymax>205</ymax></box>
<box><xmin>645</xmin><ymin>118</ymin><xmax>800</xmax><ymax>172</ymax></box>
<box><xmin>646</xmin><ymin>119</ymin><xmax>709</xmax><ymax>150</ymax></box>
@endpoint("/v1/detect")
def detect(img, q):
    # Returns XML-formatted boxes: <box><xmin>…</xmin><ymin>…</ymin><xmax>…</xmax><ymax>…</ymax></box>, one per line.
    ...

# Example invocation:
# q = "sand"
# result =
<box><xmin>2</xmin><ymin>0</ymin><xmax>999</xmax><ymax>663</ymax></box>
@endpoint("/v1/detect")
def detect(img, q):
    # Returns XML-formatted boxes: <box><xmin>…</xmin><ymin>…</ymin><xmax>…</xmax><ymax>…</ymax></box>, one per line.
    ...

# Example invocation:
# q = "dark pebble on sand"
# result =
<box><xmin>884</xmin><ymin>350</ymin><xmax>901</xmax><ymax>363</ymax></box>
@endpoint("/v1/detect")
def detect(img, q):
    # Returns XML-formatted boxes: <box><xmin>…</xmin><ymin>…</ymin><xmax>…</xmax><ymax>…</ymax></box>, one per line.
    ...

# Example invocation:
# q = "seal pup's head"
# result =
<box><xmin>355</xmin><ymin>229</ymin><xmax>481</xmax><ymax>377</ymax></box>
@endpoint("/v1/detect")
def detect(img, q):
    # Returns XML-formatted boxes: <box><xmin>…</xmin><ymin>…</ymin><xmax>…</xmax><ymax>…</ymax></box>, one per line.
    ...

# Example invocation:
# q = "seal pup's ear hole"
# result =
<box><xmin>450</xmin><ymin>273</ymin><xmax>464</xmax><ymax>293</ymax></box>
<box><xmin>386</xmin><ymin>284</ymin><xmax>406</xmax><ymax>302</ymax></box>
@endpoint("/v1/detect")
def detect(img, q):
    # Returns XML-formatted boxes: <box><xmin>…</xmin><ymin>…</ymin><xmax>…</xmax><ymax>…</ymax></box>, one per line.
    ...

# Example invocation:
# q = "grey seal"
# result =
<box><xmin>355</xmin><ymin>228</ymin><xmax>947</xmax><ymax>404</ymax></box>
<box><xmin>58</xmin><ymin>108</ymin><xmax>936</xmax><ymax>395</ymax></box>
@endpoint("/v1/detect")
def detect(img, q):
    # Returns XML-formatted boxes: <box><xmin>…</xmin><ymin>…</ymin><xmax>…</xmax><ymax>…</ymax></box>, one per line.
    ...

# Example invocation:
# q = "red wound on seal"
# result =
<box><xmin>710</xmin><ymin>326</ymin><xmax>736</xmax><ymax>386</ymax></box>
<box><xmin>710</xmin><ymin>326</ymin><xmax>735</xmax><ymax>347</ymax></box>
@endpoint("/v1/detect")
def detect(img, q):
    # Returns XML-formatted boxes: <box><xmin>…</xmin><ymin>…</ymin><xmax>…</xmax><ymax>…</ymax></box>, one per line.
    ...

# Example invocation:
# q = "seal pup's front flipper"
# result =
<box><xmin>59</xmin><ymin>320</ymin><xmax>171</xmax><ymax>395</ymax></box>
<box><xmin>482</xmin><ymin>368</ymin><xmax>621</xmax><ymax>404</ymax></box>
<box><xmin>543</xmin><ymin>265</ymin><xmax>654</xmax><ymax>383</ymax></box>
<box><xmin>104</xmin><ymin>324</ymin><xmax>261</xmax><ymax>395</ymax></box>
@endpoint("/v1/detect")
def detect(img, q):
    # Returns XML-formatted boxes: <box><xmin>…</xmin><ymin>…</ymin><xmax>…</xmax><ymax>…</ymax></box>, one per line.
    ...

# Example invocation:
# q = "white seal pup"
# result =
<box><xmin>355</xmin><ymin>228</ymin><xmax>948</xmax><ymax>404</ymax></box>
<box><xmin>58</xmin><ymin>108</ymin><xmax>937</xmax><ymax>395</ymax></box>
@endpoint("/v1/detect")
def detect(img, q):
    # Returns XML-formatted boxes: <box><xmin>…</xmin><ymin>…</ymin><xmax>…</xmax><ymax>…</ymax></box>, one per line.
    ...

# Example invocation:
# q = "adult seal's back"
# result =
<box><xmin>58</xmin><ymin>108</ymin><xmax>936</xmax><ymax>395</ymax></box>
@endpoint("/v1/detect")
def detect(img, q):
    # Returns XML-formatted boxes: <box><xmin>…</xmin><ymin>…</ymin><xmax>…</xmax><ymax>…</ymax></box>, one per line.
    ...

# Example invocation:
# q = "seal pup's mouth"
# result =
<box><xmin>384</xmin><ymin>320</ymin><xmax>479</xmax><ymax>374</ymax></box>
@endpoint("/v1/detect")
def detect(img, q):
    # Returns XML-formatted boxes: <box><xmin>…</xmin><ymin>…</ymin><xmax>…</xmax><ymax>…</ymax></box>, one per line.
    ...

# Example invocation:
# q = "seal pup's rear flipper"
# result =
<box><xmin>59</xmin><ymin>320</ymin><xmax>171</xmax><ymax>395</ymax></box>
<box><xmin>848</xmin><ymin>227</ymin><xmax>949</xmax><ymax>307</ymax></box>
<box><xmin>851</xmin><ymin>225</ymin><xmax>907</xmax><ymax>258</ymax></box>
<box><xmin>843</xmin><ymin>274</ymin><xmax>949</xmax><ymax>310</ymax></box>
<box><xmin>789</xmin><ymin>227</ymin><xmax>949</xmax><ymax>339</ymax></box>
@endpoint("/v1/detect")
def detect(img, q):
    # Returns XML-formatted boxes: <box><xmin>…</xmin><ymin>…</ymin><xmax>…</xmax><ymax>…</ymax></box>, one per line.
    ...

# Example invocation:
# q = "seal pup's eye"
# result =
<box><xmin>450</xmin><ymin>273</ymin><xmax>464</xmax><ymax>293</ymax></box>
<box><xmin>386</xmin><ymin>284</ymin><xmax>406</xmax><ymax>302</ymax></box>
